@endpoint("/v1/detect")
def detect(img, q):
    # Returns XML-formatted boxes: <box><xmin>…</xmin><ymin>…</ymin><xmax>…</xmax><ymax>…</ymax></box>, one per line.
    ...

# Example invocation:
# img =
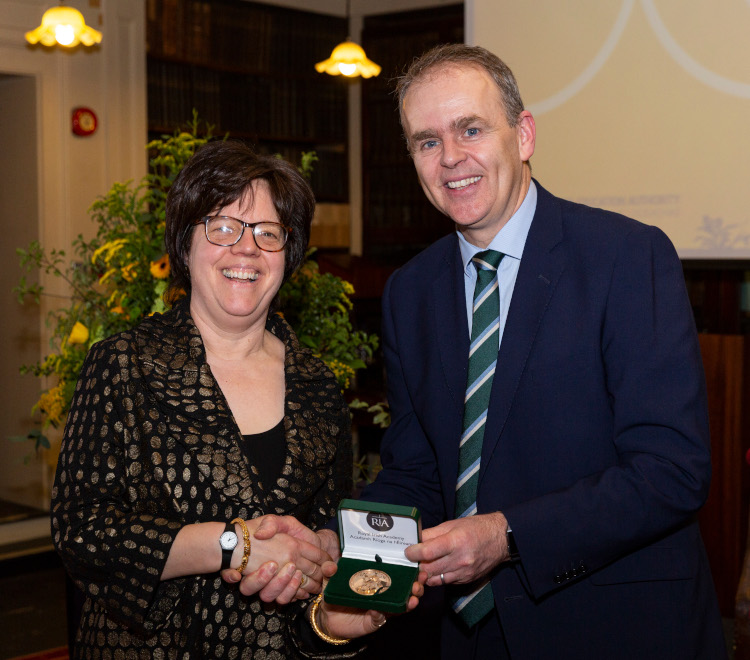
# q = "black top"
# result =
<box><xmin>242</xmin><ymin>419</ymin><xmax>285</xmax><ymax>485</ymax></box>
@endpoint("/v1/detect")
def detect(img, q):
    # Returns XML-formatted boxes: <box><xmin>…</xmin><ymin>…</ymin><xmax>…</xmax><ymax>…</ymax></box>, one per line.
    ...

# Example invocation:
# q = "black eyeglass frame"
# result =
<box><xmin>195</xmin><ymin>215</ymin><xmax>291</xmax><ymax>252</ymax></box>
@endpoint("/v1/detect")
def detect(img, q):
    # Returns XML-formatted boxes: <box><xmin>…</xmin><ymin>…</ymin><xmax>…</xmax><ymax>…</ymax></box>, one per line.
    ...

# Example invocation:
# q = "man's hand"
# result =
<box><xmin>253</xmin><ymin>515</ymin><xmax>340</xmax><ymax>569</ymax></box>
<box><xmin>405</xmin><ymin>512</ymin><xmax>510</xmax><ymax>587</ymax></box>
<box><xmin>221</xmin><ymin>515</ymin><xmax>338</xmax><ymax>602</ymax></box>
<box><xmin>315</xmin><ymin>528</ymin><xmax>341</xmax><ymax>562</ymax></box>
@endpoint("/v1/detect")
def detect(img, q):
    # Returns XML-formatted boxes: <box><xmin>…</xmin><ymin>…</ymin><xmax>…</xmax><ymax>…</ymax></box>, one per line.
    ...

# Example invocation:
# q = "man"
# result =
<box><xmin>240</xmin><ymin>44</ymin><xmax>726</xmax><ymax>658</ymax></box>
<box><xmin>355</xmin><ymin>43</ymin><xmax>726</xmax><ymax>658</ymax></box>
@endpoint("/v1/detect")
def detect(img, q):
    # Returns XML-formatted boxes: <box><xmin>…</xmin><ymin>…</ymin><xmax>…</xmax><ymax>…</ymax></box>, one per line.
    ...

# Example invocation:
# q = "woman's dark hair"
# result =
<box><xmin>164</xmin><ymin>139</ymin><xmax>314</xmax><ymax>299</ymax></box>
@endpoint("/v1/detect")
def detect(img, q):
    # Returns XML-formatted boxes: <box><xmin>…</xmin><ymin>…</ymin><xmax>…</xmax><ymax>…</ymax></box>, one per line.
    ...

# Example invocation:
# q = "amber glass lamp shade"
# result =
<box><xmin>25</xmin><ymin>6</ymin><xmax>102</xmax><ymax>48</ymax></box>
<box><xmin>315</xmin><ymin>40</ymin><xmax>381</xmax><ymax>79</ymax></box>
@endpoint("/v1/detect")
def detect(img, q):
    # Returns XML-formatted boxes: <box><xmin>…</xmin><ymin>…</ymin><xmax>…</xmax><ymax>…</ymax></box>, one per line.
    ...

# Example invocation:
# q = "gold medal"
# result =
<box><xmin>348</xmin><ymin>569</ymin><xmax>392</xmax><ymax>596</ymax></box>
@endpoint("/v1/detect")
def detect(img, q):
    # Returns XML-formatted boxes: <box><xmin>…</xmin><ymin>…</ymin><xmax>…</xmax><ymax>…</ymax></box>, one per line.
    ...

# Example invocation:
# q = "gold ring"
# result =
<box><xmin>299</xmin><ymin>574</ymin><xmax>308</xmax><ymax>588</ymax></box>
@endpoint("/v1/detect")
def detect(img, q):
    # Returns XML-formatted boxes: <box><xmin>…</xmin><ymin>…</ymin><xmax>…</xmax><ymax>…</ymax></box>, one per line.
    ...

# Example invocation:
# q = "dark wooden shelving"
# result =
<box><xmin>145</xmin><ymin>0</ymin><xmax>349</xmax><ymax>202</ymax></box>
<box><xmin>683</xmin><ymin>260</ymin><xmax>750</xmax><ymax>334</ymax></box>
<box><xmin>361</xmin><ymin>5</ymin><xmax>464</xmax><ymax>266</ymax></box>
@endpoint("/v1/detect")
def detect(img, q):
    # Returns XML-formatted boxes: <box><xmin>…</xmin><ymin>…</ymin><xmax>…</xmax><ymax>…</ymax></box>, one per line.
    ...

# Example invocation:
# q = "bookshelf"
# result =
<box><xmin>145</xmin><ymin>0</ymin><xmax>349</xmax><ymax>203</ymax></box>
<box><xmin>683</xmin><ymin>260</ymin><xmax>750</xmax><ymax>334</ymax></box>
<box><xmin>361</xmin><ymin>5</ymin><xmax>464</xmax><ymax>265</ymax></box>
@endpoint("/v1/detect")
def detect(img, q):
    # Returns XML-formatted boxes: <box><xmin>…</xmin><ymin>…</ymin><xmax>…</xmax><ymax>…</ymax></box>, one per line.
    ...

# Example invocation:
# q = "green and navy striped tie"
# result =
<box><xmin>452</xmin><ymin>249</ymin><xmax>504</xmax><ymax>627</ymax></box>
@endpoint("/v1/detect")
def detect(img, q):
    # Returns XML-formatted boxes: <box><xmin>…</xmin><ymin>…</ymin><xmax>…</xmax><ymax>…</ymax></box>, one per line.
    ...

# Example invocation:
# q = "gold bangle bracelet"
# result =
<box><xmin>230</xmin><ymin>518</ymin><xmax>251</xmax><ymax>574</ymax></box>
<box><xmin>308</xmin><ymin>594</ymin><xmax>351</xmax><ymax>645</ymax></box>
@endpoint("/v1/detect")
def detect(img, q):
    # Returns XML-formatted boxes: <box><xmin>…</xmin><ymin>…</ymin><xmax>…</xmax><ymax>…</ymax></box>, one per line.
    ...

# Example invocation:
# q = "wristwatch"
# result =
<box><xmin>219</xmin><ymin>521</ymin><xmax>239</xmax><ymax>570</ymax></box>
<box><xmin>506</xmin><ymin>527</ymin><xmax>520</xmax><ymax>562</ymax></box>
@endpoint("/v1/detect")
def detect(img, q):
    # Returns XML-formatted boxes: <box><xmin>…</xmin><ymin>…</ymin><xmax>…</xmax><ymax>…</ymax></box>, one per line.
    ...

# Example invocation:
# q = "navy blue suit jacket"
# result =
<box><xmin>362</xmin><ymin>183</ymin><xmax>726</xmax><ymax>658</ymax></box>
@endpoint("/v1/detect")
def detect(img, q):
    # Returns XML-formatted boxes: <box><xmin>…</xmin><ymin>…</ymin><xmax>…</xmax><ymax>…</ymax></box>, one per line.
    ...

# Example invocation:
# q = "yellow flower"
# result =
<box><xmin>37</xmin><ymin>383</ymin><xmax>66</xmax><ymax>427</ymax></box>
<box><xmin>150</xmin><ymin>254</ymin><xmax>170</xmax><ymax>279</ymax></box>
<box><xmin>342</xmin><ymin>281</ymin><xmax>355</xmax><ymax>296</ymax></box>
<box><xmin>122</xmin><ymin>262</ymin><xmax>137</xmax><ymax>282</ymax></box>
<box><xmin>326</xmin><ymin>359</ymin><xmax>355</xmax><ymax>390</ymax></box>
<box><xmin>42</xmin><ymin>353</ymin><xmax>58</xmax><ymax>371</ymax></box>
<box><xmin>91</xmin><ymin>238</ymin><xmax>127</xmax><ymax>265</ymax></box>
<box><xmin>68</xmin><ymin>322</ymin><xmax>89</xmax><ymax>345</ymax></box>
<box><xmin>98</xmin><ymin>267</ymin><xmax>117</xmax><ymax>285</ymax></box>
<box><xmin>300</xmin><ymin>262</ymin><xmax>317</xmax><ymax>278</ymax></box>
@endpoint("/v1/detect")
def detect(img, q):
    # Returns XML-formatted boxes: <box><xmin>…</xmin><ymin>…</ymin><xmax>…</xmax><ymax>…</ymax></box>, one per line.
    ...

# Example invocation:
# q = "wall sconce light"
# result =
<box><xmin>315</xmin><ymin>0</ymin><xmax>380</xmax><ymax>78</ymax></box>
<box><xmin>25</xmin><ymin>4</ymin><xmax>102</xmax><ymax>48</ymax></box>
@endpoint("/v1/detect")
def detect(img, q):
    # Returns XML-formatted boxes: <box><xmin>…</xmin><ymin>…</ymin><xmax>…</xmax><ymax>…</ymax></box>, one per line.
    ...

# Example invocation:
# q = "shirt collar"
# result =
<box><xmin>458</xmin><ymin>180</ymin><xmax>537</xmax><ymax>274</ymax></box>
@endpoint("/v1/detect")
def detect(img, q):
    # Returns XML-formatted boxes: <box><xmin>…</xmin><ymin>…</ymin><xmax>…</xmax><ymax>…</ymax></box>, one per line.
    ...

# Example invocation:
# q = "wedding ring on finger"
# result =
<box><xmin>440</xmin><ymin>573</ymin><xmax>445</xmax><ymax>586</ymax></box>
<box><xmin>299</xmin><ymin>574</ymin><xmax>309</xmax><ymax>588</ymax></box>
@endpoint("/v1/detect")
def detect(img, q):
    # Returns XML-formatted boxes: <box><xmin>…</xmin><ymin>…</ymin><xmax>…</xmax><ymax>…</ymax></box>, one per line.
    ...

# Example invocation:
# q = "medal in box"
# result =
<box><xmin>323</xmin><ymin>499</ymin><xmax>421</xmax><ymax>613</ymax></box>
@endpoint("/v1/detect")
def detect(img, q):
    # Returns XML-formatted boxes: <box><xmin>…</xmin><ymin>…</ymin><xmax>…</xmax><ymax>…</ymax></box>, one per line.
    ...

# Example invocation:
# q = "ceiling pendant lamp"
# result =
<box><xmin>315</xmin><ymin>0</ymin><xmax>380</xmax><ymax>78</ymax></box>
<box><xmin>25</xmin><ymin>3</ymin><xmax>102</xmax><ymax>48</ymax></box>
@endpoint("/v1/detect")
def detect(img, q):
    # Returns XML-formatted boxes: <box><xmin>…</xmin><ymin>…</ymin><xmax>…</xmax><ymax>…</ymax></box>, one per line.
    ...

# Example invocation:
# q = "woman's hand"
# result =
<box><xmin>316</xmin><ymin>571</ymin><xmax>427</xmax><ymax>640</ymax></box>
<box><xmin>221</xmin><ymin>515</ymin><xmax>337</xmax><ymax>604</ymax></box>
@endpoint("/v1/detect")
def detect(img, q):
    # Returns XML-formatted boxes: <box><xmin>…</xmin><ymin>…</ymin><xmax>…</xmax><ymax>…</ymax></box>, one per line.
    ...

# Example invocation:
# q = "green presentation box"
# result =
<box><xmin>324</xmin><ymin>499</ymin><xmax>421</xmax><ymax>613</ymax></box>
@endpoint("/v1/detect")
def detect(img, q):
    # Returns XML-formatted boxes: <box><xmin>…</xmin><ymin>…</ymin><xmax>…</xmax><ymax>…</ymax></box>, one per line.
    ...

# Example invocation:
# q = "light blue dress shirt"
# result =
<box><xmin>458</xmin><ymin>180</ymin><xmax>537</xmax><ymax>347</ymax></box>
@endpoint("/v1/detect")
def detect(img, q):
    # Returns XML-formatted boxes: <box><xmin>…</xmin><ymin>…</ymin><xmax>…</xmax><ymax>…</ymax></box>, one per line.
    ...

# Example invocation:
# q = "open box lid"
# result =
<box><xmin>337</xmin><ymin>498</ymin><xmax>421</xmax><ymax>568</ymax></box>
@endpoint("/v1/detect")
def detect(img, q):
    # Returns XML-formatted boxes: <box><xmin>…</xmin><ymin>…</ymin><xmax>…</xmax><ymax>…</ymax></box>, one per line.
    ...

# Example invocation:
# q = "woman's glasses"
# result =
<box><xmin>196</xmin><ymin>216</ymin><xmax>290</xmax><ymax>252</ymax></box>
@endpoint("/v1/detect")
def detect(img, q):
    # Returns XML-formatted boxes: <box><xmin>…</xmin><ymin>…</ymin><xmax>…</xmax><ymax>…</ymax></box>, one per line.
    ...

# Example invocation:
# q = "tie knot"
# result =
<box><xmin>472</xmin><ymin>249</ymin><xmax>504</xmax><ymax>273</ymax></box>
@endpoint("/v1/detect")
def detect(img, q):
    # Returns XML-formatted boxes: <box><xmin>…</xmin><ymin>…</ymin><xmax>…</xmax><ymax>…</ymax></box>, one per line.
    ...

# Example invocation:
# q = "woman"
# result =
<box><xmin>51</xmin><ymin>140</ymin><xmax>396</xmax><ymax>658</ymax></box>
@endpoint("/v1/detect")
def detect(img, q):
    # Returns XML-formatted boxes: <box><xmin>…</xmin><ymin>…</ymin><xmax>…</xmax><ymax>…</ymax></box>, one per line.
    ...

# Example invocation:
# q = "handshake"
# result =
<box><xmin>219</xmin><ymin>514</ymin><xmax>426</xmax><ymax>641</ymax></box>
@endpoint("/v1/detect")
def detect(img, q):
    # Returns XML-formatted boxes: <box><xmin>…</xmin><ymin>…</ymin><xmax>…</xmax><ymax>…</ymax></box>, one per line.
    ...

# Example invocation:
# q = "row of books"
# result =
<box><xmin>256</xmin><ymin>142</ymin><xmax>348</xmax><ymax>202</ymax></box>
<box><xmin>147</xmin><ymin>59</ymin><xmax>347</xmax><ymax>143</ymax></box>
<box><xmin>362</xmin><ymin>97</ymin><xmax>408</xmax><ymax>165</ymax></box>
<box><xmin>365</xmin><ymin>201</ymin><xmax>448</xmax><ymax>233</ymax></box>
<box><xmin>356</xmin><ymin>4</ymin><xmax>464</xmax><ymax>256</ymax></box>
<box><xmin>146</xmin><ymin>0</ymin><xmax>346</xmax><ymax>77</ymax></box>
<box><xmin>310</xmin><ymin>150</ymin><xmax>348</xmax><ymax>203</ymax></box>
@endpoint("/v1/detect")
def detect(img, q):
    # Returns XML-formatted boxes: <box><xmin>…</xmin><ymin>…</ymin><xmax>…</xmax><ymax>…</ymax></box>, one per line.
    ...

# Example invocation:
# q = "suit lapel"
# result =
<box><xmin>432</xmin><ymin>237</ymin><xmax>471</xmax><ymax>409</ymax></box>
<box><xmin>479</xmin><ymin>184</ymin><xmax>567</xmax><ymax>485</ymax></box>
<box><xmin>428</xmin><ymin>239</ymin><xmax>470</xmax><ymax>492</ymax></box>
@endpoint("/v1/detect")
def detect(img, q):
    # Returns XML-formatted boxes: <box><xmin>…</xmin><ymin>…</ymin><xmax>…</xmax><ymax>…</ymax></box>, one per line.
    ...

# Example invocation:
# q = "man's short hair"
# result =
<box><xmin>395</xmin><ymin>43</ymin><xmax>525</xmax><ymax>130</ymax></box>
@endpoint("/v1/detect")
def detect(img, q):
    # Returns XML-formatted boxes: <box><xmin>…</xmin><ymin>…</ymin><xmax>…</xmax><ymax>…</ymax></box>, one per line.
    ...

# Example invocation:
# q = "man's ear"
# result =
<box><xmin>517</xmin><ymin>110</ymin><xmax>536</xmax><ymax>162</ymax></box>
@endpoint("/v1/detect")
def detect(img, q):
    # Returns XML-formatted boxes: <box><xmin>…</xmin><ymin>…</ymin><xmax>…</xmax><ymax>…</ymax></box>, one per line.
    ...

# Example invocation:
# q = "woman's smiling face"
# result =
<box><xmin>188</xmin><ymin>179</ymin><xmax>286</xmax><ymax>332</ymax></box>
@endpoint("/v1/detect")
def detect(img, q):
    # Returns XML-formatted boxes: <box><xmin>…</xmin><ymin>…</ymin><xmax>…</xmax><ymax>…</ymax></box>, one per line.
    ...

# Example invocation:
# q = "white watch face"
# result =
<box><xmin>220</xmin><ymin>530</ymin><xmax>238</xmax><ymax>551</ymax></box>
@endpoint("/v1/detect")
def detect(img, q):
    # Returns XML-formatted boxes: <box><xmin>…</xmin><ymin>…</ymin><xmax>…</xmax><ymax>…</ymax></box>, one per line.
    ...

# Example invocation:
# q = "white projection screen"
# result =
<box><xmin>468</xmin><ymin>0</ymin><xmax>750</xmax><ymax>259</ymax></box>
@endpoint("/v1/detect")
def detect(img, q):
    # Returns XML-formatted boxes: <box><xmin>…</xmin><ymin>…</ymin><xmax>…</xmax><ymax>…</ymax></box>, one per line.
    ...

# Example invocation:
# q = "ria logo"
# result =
<box><xmin>366</xmin><ymin>512</ymin><xmax>394</xmax><ymax>532</ymax></box>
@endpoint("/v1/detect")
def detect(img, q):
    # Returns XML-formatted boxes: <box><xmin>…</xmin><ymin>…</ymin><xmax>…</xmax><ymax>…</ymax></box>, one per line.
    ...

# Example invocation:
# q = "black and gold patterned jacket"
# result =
<box><xmin>51</xmin><ymin>299</ymin><xmax>354</xmax><ymax>659</ymax></box>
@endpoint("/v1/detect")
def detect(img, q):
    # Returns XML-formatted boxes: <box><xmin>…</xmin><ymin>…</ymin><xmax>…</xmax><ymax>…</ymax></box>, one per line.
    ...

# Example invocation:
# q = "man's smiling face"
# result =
<box><xmin>403</xmin><ymin>64</ymin><xmax>536</xmax><ymax>247</ymax></box>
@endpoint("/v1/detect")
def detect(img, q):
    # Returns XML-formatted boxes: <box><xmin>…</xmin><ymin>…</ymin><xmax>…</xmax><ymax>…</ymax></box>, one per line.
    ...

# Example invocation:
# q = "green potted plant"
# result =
<box><xmin>12</xmin><ymin>115</ymin><xmax>378</xmax><ymax>463</ymax></box>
